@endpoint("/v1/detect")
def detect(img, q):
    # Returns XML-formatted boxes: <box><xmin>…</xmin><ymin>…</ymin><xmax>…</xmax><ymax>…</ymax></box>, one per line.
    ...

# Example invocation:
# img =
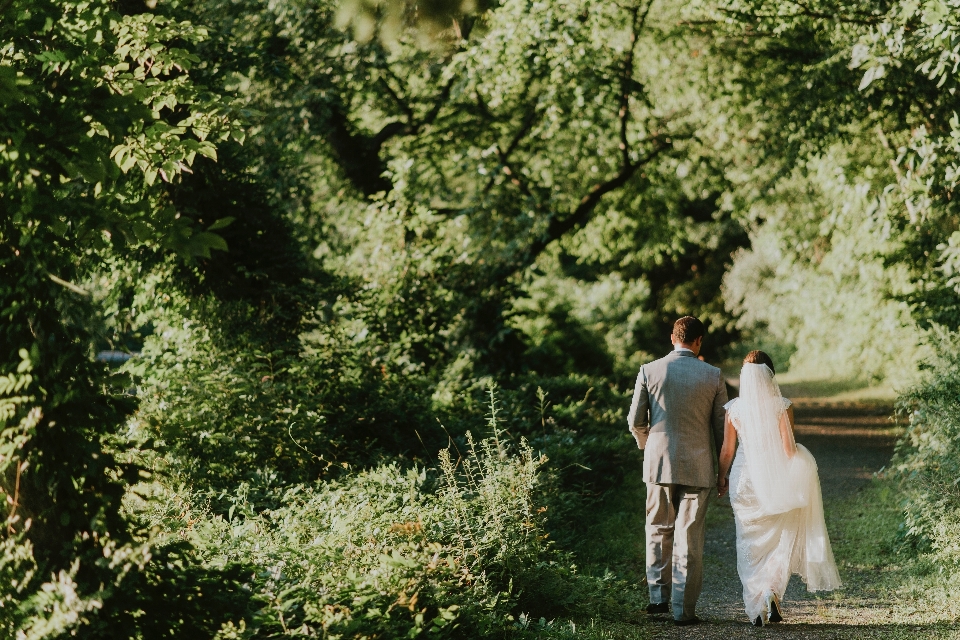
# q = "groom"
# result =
<box><xmin>627</xmin><ymin>316</ymin><xmax>727</xmax><ymax>626</ymax></box>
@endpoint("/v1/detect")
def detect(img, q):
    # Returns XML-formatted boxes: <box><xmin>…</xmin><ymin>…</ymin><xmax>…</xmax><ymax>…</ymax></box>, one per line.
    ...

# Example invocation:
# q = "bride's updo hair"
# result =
<box><xmin>743</xmin><ymin>350</ymin><xmax>775</xmax><ymax>374</ymax></box>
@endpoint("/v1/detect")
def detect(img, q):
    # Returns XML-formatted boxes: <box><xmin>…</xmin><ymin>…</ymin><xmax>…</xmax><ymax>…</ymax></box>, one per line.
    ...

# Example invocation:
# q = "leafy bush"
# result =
<box><xmin>0</xmin><ymin>350</ymin><xmax>257</xmax><ymax>639</ymax></box>
<box><xmin>121</xmin><ymin>254</ymin><xmax>637</xmax><ymax>526</ymax></box>
<box><xmin>133</xmin><ymin>399</ymin><xmax>634</xmax><ymax>638</ymax></box>
<box><xmin>894</xmin><ymin>330</ymin><xmax>960</xmax><ymax>563</ymax></box>
<box><xmin>121</xmin><ymin>270</ymin><xmax>438</xmax><ymax>512</ymax></box>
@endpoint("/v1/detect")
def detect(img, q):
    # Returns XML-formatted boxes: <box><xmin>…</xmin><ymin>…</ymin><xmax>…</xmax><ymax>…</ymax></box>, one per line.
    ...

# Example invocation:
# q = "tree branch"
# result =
<box><xmin>373</xmin><ymin>26</ymin><xmax>471</xmax><ymax>138</ymax></box>
<box><xmin>514</xmin><ymin>0</ymin><xmax>665</xmax><ymax>270</ymax></box>
<box><xmin>522</xmin><ymin>140</ymin><xmax>671</xmax><ymax>266</ymax></box>
<box><xmin>377</xmin><ymin>75</ymin><xmax>416</xmax><ymax>124</ymax></box>
<box><xmin>317</xmin><ymin>31</ymin><xmax>468</xmax><ymax>196</ymax></box>
<box><xmin>417</xmin><ymin>75</ymin><xmax>458</xmax><ymax>131</ymax></box>
<box><xmin>618</xmin><ymin>4</ymin><xmax>642</xmax><ymax>169</ymax></box>
<box><xmin>473</xmin><ymin>68</ymin><xmax>545</xmax><ymax>196</ymax></box>
<box><xmin>487</xmin><ymin>105</ymin><xmax>541</xmax><ymax>197</ymax></box>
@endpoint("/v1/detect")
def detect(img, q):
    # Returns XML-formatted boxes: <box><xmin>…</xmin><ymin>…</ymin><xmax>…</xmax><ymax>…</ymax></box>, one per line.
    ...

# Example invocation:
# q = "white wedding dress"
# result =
<box><xmin>724</xmin><ymin>364</ymin><xmax>841</xmax><ymax>624</ymax></box>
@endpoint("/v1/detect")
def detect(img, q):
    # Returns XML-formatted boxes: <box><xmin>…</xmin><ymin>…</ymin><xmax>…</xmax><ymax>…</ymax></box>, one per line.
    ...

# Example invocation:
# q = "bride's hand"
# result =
<box><xmin>717</xmin><ymin>475</ymin><xmax>729</xmax><ymax>498</ymax></box>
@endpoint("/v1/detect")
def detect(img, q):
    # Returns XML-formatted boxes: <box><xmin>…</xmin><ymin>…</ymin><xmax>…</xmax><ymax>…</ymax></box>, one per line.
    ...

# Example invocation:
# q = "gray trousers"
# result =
<box><xmin>645</xmin><ymin>483</ymin><xmax>710</xmax><ymax>621</ymax></box>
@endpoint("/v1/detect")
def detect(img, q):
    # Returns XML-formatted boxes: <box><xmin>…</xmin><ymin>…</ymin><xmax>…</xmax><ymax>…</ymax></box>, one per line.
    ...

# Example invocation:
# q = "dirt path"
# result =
<box><xmin>639</xmin><ymin>400</ymin><xmax>960</xmax><ymax>639</ymax></box>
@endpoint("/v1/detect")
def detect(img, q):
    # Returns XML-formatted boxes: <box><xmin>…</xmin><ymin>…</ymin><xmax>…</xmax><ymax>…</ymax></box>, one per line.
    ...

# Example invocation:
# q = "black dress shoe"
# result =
<box><xmin>769</xmin><ymin>597</ymin><xmax>783</xmax><ymax>623</ymax></box>
<box><xmin>674</xmin><ymin>616</ymin><xmax>700</xmax><ymax>626</ymax></box>
<box><xmin>646</xmin><ymin>602</ymin><xmax>670</xmax><ymax>614</ymax></box>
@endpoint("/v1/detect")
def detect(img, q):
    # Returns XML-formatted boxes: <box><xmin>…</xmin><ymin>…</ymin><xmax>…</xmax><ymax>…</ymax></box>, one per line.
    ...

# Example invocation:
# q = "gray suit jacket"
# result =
<box><xmin>627</xmin><ymin>350</ymin><xmax>727</xmax><ymax>488</ymax></box>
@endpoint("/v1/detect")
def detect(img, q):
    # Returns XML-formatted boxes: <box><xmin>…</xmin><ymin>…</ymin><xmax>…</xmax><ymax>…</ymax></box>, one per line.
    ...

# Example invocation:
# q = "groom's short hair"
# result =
<box><xmin>672</xmin><ymin>316</ymin><xmax>705</xmax><ymax>344</ymax></box>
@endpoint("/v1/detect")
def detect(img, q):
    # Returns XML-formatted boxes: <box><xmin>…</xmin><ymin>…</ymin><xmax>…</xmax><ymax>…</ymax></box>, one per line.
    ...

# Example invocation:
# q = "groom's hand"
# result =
<box><xmin>717</xmin><ymin>475</ymin><xmax>728</xmax><ymax>498</ymax></box>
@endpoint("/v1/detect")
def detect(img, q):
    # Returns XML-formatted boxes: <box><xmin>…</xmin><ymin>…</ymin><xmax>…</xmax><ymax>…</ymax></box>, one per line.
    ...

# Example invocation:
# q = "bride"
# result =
<box><xmin>717</xmin><ymin>350</ymin><xmax>841</xmax><ymax>626</ymax></box>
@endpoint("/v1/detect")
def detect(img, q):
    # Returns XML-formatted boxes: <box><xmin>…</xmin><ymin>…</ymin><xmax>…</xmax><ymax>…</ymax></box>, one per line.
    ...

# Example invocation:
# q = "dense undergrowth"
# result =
<box><xmin>893</xmin><ymin>332</ymin><xmax>960</xmax><ymax>570</ymax></box>
<box><xmin>131</xmin><ymin>415</ymin><xmax>639</xmax><ymax>637</ymax></box>
<box><xmin>0</xmin><ymin>339</ymin><xmax>644</xmax><ymax>638</ymax></box>
<box><xmin>102</xmin><ymin>277</ymin><xmax>646</xmax><ymax>638</ymax></box>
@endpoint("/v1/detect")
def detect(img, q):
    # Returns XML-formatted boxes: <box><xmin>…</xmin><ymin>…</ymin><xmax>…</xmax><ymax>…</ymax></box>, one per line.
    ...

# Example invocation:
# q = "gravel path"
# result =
<box><xmin>639</xmin><ymin>401</ymin><xmax>960</xmax><ymax>639</ymax></box>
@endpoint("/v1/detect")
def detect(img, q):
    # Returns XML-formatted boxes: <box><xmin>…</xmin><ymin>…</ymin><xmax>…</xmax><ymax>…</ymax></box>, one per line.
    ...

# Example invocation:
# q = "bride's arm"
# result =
<box><xmin>779</xmin><ymin>406</ymin><xmax>797</xmax><ymax>457</ymax></box>
<box><xmin>717</xmin><ymin>412</ymin><xmax>737</xmax><ymax>497</ymax></box>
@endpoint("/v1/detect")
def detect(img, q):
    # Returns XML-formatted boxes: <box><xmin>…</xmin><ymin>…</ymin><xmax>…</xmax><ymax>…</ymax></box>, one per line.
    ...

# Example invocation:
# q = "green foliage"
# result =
<box><xmin>123</xmin><ymin>273</ymin><xmax>436</xmax><ymax>509</ymax></box>
<box><xmin>137</xmin><ymin>398</ymin><xmax>634</xmax><ymax>638</ymax></box>
<box><xmin>0</xmin><ymin>1</ymin><xmax>260</xmax><ymax>636</ymax></box>
<box><xmin>723</xmin><ymin>145</ymin><xmax>929</xmax><ymax>380</ymax></box>
<box><xmin>13</xmin><ymin>0</ymin><xmax>960</xmax><ymax>635</ymax></box>
<box><xmin>894</xmin><ymin>330</ymin><xmax>960</xmax><ymax>562</ymax></box>
<box><xmin>0</xmin><ymin>346</ymin><xmax>257</xmax><ymax>639</ymax></box>
<box><xmin>1</xmin><ymin>0</ymin><xmax>243</xmax><ymax>260</ymax></box>
<box><xmin>849</xmin><ymin>0</ymin><xmax>960</xmax><ymax>328</ymax></box>
<box><xmin>171</xmin><ymin>0</ymin><xmax>751</xmax><ymax>377</ymax></box>
<box><xmin>703</xmin><ymin>0</ymin><xmax>960</xmax><ymax>346</ymax></box>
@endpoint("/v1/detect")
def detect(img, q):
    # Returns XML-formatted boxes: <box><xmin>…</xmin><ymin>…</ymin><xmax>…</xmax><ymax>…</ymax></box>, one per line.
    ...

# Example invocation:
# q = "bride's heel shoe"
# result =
<box><xmin>766</xmin><ymin>592</ymin><xmax>783</xmax><ymax>624</ymax></box>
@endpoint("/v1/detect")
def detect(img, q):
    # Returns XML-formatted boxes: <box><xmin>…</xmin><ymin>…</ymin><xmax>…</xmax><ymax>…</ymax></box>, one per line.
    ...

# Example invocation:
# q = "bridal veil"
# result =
<box><xmin>735</xmin><ymin>363</ymin><xmax>808</xmax><ymax>515</ymax></box>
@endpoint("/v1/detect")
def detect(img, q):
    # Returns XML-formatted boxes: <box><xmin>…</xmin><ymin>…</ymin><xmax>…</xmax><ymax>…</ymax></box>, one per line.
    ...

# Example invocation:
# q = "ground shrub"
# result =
<box><xmin>123</xmin><ymin>281</ymin><xmax>437</xmax><ymax>515</ymax></box>
<box><xmin>133</xmin><ymin>407</ymin><xmax>637</xmax><ymax>638</ymax></box>
<box><xmin>894</xmin><ymin>330</ymin><xmax>960</xmax><ymax>563</ymax></box>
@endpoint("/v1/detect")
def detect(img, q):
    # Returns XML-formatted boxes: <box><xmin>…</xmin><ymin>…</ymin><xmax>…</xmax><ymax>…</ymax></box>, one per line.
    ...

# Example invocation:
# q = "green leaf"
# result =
<box><xmin>131</xmin><ymin>221</ymin><xmax>153</xmax><ymax>241</ymax></box>
<box><xmin>119</xmin><ymin>153</ymin><xmax>137</xmax><ymax>173</ymax></box>
<box><xmin>207</xmin><ymin>217</ymin><xmax>235</xmax><ymax>231</ymax></box>
<box><xmin>190</xmin><ymin>231</ymin><xmax>229</xmax><ymax>257</ymax></box>
<box><xmin>197</xmin><ymin>141</ymin><xmax>218</xmax><ymax>161</ymax></box>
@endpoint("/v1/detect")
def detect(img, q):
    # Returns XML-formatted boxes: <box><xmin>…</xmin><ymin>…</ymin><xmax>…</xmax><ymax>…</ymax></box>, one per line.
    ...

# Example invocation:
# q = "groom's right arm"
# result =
<box><xmin>627</xmin><ymin>367</ymin><xmax>650</xmax><ymax>449</ymax></box>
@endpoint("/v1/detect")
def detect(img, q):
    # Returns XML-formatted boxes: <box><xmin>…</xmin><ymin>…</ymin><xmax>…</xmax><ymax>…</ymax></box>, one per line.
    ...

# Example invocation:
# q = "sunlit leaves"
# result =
<box><xmin>0</xmin><ymin>350</ymin><xmax>33</xmax><ymax>426</ymax></box>
<box><xmin>102</xmin><ymin>14</ymin><xmax>242</xmax><ymax>188</ymax></box>
<box><xmin>2</xmin><ymin>1</ymin><xmax>244</xmax><ymax>261</ymax></box>
<box><xmin>0</xmin><ymin>4</ymin><xmax>252</xmax><ymax>625</ymax></box>
<box><xmin>336</xmin><ymin>0</ymin><xmax>480</xmax><ymax>44</ymax></box>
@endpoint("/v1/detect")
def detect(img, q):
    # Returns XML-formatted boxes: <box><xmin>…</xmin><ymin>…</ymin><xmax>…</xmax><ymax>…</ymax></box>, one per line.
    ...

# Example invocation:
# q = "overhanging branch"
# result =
<box><xmin>514</xmin><ymin>0</ymin><xmax>664</xmax><ymax>270</ymax></box>
<box><xmin>521</xmin><ymin>140</ymin><xmax>671</xmax><ymax>266</ymax></box>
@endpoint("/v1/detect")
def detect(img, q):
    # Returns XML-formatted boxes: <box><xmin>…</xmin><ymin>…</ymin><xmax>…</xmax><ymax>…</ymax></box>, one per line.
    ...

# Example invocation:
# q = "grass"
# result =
<box><xmin>568</xmin><ymin>451</ymin><xmax>647</xmax><ymax>581</ymax></box>
<box><xmin>800</xmin><ymin>475</ymin><xmax>960</xmax><ymax>637</ymax></box>
<box><xmin>775</xmin><ymin>375</ymin><xmax>900</xmax><ymax>403</ymax></box>
<box><xmin>524</xmin><ymin>454</ymin><xmax>654</xmax><ymax>639</ymax></box>
<box><xmin>518</xmin><ymin>618</ymin><xmax>653</xmax><ymax>639</ymax></box>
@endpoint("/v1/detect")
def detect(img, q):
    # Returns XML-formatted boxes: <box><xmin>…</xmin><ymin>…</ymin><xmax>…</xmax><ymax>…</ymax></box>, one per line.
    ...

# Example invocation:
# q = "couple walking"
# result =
<box><xmin>627</xmin><ymin>316</ymin><xmax>841</xmax><ymax>626</ymax></box>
